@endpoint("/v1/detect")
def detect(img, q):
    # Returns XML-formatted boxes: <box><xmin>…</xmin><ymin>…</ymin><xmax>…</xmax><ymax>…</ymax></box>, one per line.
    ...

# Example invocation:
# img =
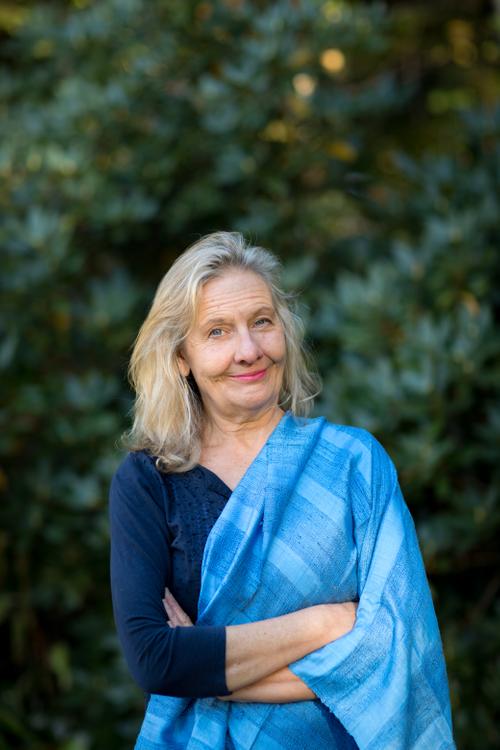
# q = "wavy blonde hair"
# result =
<box><xmin>121</xmin><ymin>231</ymin><xmax>322</xmax><ymax>473</ymax></box>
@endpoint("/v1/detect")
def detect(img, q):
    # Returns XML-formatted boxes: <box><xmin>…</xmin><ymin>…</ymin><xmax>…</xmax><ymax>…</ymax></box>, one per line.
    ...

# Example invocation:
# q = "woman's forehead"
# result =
<box><xmin>195</xmin><ymin>270</ymin><xmax>274</xmax><ymax>321</ymax></box>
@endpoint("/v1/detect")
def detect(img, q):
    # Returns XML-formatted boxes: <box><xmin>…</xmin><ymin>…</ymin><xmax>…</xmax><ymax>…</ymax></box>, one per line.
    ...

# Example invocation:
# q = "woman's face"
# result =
<box><xmin>177</xmin><ymin>268</ymin><xmax>287</xmax><ymax>421</ymax></box>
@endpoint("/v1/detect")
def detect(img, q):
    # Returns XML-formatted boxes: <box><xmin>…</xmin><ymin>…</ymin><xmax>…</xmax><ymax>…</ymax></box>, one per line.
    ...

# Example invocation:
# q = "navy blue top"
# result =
<box><xmin>108</xmin><ymin>449</ymin><xmax>234</xmax><ymax>700</ymax></box>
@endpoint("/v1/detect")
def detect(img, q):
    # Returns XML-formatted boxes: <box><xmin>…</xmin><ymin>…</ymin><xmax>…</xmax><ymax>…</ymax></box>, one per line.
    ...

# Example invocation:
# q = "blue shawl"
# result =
<box><xmin>135</xmin><ymin>411</ymin><xmax>456</xmax><ymax>749</ymax></box>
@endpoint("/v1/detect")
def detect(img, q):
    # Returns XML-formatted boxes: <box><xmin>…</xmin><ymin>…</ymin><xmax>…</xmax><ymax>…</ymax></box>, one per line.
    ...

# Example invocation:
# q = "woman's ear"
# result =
<box><xmin>176</xmin><ymin>350</ymin><xmax>190</xmax><ymax>378</ymax></box>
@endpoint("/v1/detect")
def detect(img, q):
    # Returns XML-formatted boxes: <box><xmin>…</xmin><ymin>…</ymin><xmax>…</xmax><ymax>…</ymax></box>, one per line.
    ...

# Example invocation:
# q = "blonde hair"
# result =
<box><xmin>121</xmin><ymin>231</ymin><xmax>322</xmax><ymax>473</ymax></box>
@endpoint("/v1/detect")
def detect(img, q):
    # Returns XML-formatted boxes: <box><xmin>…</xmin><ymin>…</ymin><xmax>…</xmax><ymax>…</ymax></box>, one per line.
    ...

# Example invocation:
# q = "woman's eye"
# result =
<box><xmin>255</xmin><ymin>318</ymin><xmax>272</xmax><ymax>326</ymax></box>
<box><xmin>208</xmin><ymin>327</ymin><xmax>224</xmax><ymax>338</ymax></box>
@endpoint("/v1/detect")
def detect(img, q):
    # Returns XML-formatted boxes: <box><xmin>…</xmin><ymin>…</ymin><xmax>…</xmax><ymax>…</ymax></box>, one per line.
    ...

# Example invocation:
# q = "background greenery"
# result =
<box><xmin>1</xmin><ymin>0</ymin><xmax>499</xmax><ymax>747</ymax></box>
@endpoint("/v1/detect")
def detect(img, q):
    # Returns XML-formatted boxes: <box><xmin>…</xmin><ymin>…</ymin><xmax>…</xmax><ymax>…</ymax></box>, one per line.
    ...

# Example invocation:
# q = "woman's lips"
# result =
<box><xmin>229</xmin><ymin>368</ymin><xmax>267</xmax><ymax>382</ymax></box>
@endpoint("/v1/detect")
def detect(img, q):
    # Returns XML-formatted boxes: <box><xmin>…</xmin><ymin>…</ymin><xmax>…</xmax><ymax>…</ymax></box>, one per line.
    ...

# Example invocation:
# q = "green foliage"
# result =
<box><xmin>1</xmin><ymin>0</ymin><xmax>499</xmax><ymax>747</ymax></box>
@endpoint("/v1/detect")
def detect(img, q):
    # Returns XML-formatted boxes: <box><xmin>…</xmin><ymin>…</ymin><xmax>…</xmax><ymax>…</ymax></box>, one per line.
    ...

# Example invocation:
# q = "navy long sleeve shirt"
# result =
<box><xmin>108</xmin><ymin>449</ymin><xmax>234</xmax><ymax>701</ymax></box>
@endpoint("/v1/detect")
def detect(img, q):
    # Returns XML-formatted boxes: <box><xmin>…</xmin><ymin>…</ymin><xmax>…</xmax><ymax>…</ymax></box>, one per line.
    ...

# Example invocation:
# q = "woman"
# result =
<box><xmin>109</xmin><ymin>231</ymin><xmax>456</xmax><ymax>749</ymax></box>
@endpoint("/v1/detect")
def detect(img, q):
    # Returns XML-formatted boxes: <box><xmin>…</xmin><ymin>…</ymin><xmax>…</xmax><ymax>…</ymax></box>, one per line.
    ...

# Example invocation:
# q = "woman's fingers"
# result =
<box><xmin>163</xmin><ymin>587</ymin><xmax>194</xmax><ymax>626</ymax></box>
<box><xmin>163</xmin><ymin>600</ymin><xmax>181</xmax><ymax>626</ymax></box>
<box><xmin>164</xmin><ymin>588</ymin><xmax>187</xmax><ymax>620</ymax></box>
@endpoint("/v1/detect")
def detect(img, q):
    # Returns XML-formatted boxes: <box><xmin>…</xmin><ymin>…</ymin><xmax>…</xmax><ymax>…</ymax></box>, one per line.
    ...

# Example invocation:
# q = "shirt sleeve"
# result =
<box><xmin>108</xmin><ymin>450</ymin><xmax>232</xmax><ymax>698</ymax></box>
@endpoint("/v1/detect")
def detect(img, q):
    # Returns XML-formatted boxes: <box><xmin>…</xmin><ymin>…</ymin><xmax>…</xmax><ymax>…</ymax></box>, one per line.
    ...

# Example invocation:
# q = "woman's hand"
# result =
<box><xmin>162</xmin><ymin>587</ymin><xmax>194</xmax><ymax>627</ymax></box>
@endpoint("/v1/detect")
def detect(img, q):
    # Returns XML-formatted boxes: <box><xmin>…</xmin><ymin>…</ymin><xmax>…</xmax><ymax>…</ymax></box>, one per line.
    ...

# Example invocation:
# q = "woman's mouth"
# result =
<box><xmin>229</xmin><ymin>368</ymin><xmax>268</xmax><ymax>382</ymax></box>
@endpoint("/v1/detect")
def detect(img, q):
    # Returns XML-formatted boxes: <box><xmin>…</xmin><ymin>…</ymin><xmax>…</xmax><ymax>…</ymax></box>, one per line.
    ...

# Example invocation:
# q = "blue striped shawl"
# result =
<box><xmin>135</xmin><ymin>411</ymin><xmax>456</xmax><ymax>749</ymax></box>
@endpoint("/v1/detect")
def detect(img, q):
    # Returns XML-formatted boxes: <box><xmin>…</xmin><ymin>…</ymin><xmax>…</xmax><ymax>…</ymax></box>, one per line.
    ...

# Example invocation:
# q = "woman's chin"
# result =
<box><xmin>228</xmin><ymin>391</ymin><xmax>280</xmax><ymax>413</ymax></box>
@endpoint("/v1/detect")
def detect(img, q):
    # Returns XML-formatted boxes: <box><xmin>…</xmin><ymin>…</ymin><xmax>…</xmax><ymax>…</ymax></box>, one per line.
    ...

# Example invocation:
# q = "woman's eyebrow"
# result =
<box><xmin>201</xmin><ymin>305</ymin><xmax>275</xmax><ymax>329</ymax></box>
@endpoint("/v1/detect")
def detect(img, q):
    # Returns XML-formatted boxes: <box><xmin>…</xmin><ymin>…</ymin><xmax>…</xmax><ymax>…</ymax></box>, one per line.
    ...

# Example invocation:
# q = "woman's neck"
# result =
<box><xmin>200</xmin><ymin>404</ymin><xmax>285</xmax><ymax>454</ymax></box>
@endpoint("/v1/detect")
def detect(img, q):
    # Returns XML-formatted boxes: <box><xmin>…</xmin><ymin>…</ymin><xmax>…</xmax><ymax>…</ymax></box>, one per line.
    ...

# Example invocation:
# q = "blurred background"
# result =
<box><xmin>1</xmin><ymin>0</ymin><xmax>499</xmax><ymax>747</ymax></box>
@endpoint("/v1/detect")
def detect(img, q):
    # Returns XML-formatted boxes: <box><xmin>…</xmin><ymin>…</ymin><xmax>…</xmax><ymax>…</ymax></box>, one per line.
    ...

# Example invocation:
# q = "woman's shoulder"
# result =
<box><xmin>310</xmin><ymin>415</ymin><xmax>397</xmax><ymax>480</ymax></box>
<box><xmin>297</xmin><ymin>413</ymin><xmax>382</xmax><ymax>449</ymax></box>
<box><xmin>109</xmin><ymin>449</ymin><xmax>170</xmax><ymax>507</ymax></box>
<box><xmin>112</xmin><ymin>448</ymin><xmax>160</xmax><ymax>480</ymax></box>
<box><xmin>108</xmin><ymin>450</ymin><xmax>174</xmax><ymax>539</ymax></box>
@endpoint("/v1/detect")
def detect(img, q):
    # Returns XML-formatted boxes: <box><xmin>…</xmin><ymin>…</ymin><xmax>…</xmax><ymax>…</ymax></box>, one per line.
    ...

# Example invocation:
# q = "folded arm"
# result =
<box><xmin>217</xmin><ymin>666</ymin><xmax>317</xmax><ymax>703</ymax></box>
<box><xmin>164</xmin><ymin>588</ymin><xmax>356</xmax><ymax>704</ymax></box>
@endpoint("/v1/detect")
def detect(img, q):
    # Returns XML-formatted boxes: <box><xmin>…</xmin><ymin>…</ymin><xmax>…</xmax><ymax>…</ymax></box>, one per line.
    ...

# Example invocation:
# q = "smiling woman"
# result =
<box><xmin>108</xmin><ymin>231</ymin><xmax>456</xmax><ymax>750</ymax></box>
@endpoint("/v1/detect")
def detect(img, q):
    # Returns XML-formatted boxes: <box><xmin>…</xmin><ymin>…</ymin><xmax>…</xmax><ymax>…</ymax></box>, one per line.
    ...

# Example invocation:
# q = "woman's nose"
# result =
<box><xmin>234</xmin><ymin>328</ymin><xmax>262</xmax><ymax>362</ymax></box>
